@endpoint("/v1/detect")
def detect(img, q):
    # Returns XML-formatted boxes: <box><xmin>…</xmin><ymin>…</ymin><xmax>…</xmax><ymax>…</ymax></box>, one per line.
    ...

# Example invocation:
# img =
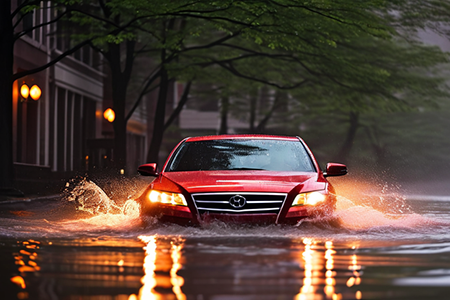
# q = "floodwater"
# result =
<box><xmin>1</xmin><ymin>175</ymin><xmax>450</xmax><ymax>300</ymax></box>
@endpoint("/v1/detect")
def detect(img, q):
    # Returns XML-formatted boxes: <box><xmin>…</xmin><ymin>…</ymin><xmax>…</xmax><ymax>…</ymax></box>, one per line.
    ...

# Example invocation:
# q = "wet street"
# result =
<box><xmin>1</xmin><ymin>176</ymin><xmax>450</xmax><ymax>300</ymax></box>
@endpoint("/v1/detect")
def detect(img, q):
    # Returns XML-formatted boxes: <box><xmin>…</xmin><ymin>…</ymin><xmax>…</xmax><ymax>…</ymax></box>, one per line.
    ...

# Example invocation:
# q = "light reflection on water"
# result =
<box><xmin>293</xmin><ymin>239</ymin><xmax>363</xmax><ymax>300</ymax></box>
<box><xmin>8</xmin><ymin>237</ymin><xmax>145</xmax><ymax>300</ymax></box>
<box><xmin>132</xmin><ymin>235</ymin><xmax>186</xmax><ymax>300</ymax></box>
<box><xmin>132</xmin><ymin>234</ymin><xmax>450</xmax><ymax>300</ymax></box>
<box><xmin>5</xmin><ymin>234</ymin><xmax>450</xmax><ymax>299</ymax></box>
<box><xmin>9</xmin><ymin>239</ymin><xmax>42</xmax><ymax>300</ymax></box>
<box><xmin>129</xmin><ymin>234</ymin><xmax>450</xmax><ymax>300</ymax></box>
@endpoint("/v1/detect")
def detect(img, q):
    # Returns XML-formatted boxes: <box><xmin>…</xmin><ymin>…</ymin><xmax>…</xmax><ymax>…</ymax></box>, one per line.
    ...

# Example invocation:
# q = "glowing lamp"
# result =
<box><xmin>103</xmin><ymin>108</ymin><xmax>115</xmax><ymax>122</ymax></box>
<box><xmin>29</xmin><ymin>85</ymin><xmax>41</xmax><ymax>100</ymax></box>
<box><xmin>20</xmin><ymin>84</ymin><xmax>30</xmax><ymax>99</ymax></box>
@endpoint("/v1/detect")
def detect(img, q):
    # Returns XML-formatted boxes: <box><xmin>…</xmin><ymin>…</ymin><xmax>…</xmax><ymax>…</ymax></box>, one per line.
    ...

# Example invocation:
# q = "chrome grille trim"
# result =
<box><xmin>196</xmin><ymin>207</ymin><xmax>280</xmax><ymax>213</ymax></box>
<box><xmin>195</xmin><ymin>200</ymin><xmax>283</xmax><ymax>204</ymax></box>
<box><xmin>192</xmin><ymin>192</ymin><xmax>287</xmax><ymax>215</ymax></box>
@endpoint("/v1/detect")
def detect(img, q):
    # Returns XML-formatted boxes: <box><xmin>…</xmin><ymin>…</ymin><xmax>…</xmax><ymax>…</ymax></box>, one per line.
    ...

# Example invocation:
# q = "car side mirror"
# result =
<box><xmin>138</xmin><ymin>163</ymin><xmax>158</xmax><ymax>176</ymax></box>
<box><xmin>324</xmin><ymin>163</ymin><xmax>347</xmax><ymax>177</ymax></box>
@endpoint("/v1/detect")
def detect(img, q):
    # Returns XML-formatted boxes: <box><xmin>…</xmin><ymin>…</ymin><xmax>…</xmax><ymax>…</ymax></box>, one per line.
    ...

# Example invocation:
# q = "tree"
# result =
<box><xmin>3</xmin><ymin>0</ymin><xmax>450</xmax><ymax>193</ymax></box>
<box><xmin>0</xmin><ymin>0</ymin><xmax>15</xmax><ymax>193</ymax></box>
<box><xmin>72</xmin><ymin>0</ymin><xmax>426</xmax><ymax>163</ymax></box>
<box><xmin>144</xmin><ymin>0</ymin><xmax>449</xmax><ymax>162</ymax></box>
<box><xmin>263</xmin><ymin>17</ymin><xmax>449</xmax><ymax>163</ymax></box>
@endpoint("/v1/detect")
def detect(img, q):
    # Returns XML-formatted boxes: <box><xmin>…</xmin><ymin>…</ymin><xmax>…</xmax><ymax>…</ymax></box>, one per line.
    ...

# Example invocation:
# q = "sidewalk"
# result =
<box><xmin>0</xmin><ymin>187</ymin><xmax>60</xmax><ymax>204</ymax></box>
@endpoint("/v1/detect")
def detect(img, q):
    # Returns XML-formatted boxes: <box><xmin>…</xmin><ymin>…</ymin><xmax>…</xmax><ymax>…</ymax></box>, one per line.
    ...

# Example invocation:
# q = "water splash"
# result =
<box><xmin>63</xmin><ymin>176</ymin><xmax>142</xmax><ymax>217</ymax></box>
<box><xmin>281</xmin><ymin>172</ymin><xmax>450</xmax><ymax>235</ymax></box>
<box><xmin>317</xmin><ymin>176</ymin><xmax>442</xmax><ymax>231</ymax></box>
<box><xmin>333</xmin><ymin>195</ymin><xmax>432</xmax><ymax>230</ymax></box>
<box><xmin>50</xmin><ymin>176</ymin><xmax>146</xmax><ymax>236</ymax></box>
<box><xmin>54</xmin><ymin>175</ymin><xmax>448</xmax><ymax>240</ymax></box>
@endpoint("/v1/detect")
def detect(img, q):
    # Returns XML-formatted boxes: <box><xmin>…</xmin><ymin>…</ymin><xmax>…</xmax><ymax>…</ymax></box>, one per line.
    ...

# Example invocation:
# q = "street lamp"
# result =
<box><xmin>103</xmin><ymin>108</ymin><xmax>115</xmax><ymax>122</ymax></box>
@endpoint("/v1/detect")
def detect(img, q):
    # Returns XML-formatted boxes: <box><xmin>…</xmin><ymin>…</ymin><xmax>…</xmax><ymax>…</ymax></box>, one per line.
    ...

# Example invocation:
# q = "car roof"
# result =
<box><xmin>184</xmin><ymin>134</ymin><xmax>301</xmax><ymax>142</ymax></box>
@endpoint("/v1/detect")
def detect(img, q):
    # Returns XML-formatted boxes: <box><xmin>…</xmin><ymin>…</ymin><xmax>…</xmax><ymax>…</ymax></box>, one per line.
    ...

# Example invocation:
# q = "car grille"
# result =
<box><xmin>192</xmin><ymin>192</ymin><xmax>287</xmax><ymax>215</ymax></box>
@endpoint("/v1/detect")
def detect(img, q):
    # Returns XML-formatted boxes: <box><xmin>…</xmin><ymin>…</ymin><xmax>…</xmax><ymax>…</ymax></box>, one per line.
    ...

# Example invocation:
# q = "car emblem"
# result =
<box><xmin>229</xmin><ymin>195</ymin><xmax>247</xmax><ymax>209</ymax></box>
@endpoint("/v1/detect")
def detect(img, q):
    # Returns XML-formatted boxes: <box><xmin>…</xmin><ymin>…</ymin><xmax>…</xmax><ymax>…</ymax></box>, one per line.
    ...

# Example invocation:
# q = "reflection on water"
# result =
<box><xmin>10</xmin><ymin>239</ymin><xmax>42</xmax><ymax>300</ymax></box>
<box><xmin>324</xmin><ymin>241</ymin><xmax>336</xmax><ymax>299</ymax></box>
<box><xmin>295</xmin><ymin>239</ymin><xmax>362</xmax><ymax>300</ymax></box>
<box><xmin>297</xmin><ymin>238</ymin><xmax>315</xmax><ymax>299</ymax></box>
<box><xmin>3</xmin><ymin>235</ymin><xmax>450</xmax><ymax>300</ymax></box>
<box><xmin>134</xmin><ymin>236</ymin><xmax>370</xmax><ymax>300</ymax></box>
<box><xmin>171</xmin><ymin>241</ymin><xmax>186</xmax><ymax>300</ymax></box>
<box><xmin>3</xmin><ymin>237</ymin><xmax>145</xmax><ymax>300</ymax></box>
<box><xmin>131</xmin><ymin>235</ymin><xmax>186</xmax><ymax>300</ymax></box>
<box><xmin>133</xmin><ymin>235</ymin><xmax>156</xmax><ymax>300</ymax></box>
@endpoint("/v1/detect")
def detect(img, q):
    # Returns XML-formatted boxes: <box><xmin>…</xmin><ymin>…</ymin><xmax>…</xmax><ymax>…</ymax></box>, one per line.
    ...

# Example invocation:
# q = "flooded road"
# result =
<box><xmin>1</xmin><ymin>176</ymin><xmax>450</xmax><ymax>300</ymax></box>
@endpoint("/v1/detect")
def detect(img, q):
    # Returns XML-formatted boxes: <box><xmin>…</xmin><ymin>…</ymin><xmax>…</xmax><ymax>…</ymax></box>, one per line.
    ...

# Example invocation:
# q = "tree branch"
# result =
<box><xmin>12</xmin><ymin>16</ymin><xmax>136</xmax><ymax>81</ymax></box>
<box><xmin>182</xmin><ymin>32</ymin><xmax>240</xmax><ymax>52</ymax></box>
<box><xmin>11</xmin><ymin>0</ymin><xmax>41</xmax><ymax>19</ymax></box>
<box><xmin>125</xmin><ymin>68</ymin><xmax>162</xmax><ymax>121</ymax></box>
<box><xmin>217</xmin><ymin>61</ymin><xmax>309</xmax><ymax>90</ymax></box>
<box><xmin>12</xmin><ymin>38</ymin><xmax>93</xmax><ymax>81</ymax></box>
<box><xmin>162</xmin><ymin>12</ymin><xmax>259</xmax><ymax>28</ymax></box>
<box><xmin>164</xmin><ymin>80</ymin><xmax>193</xmax><ymax>131</ymax></box>
<box><xmin>14</xmin><ymin>9</ymin><xmax>70</xmax><ymax>40</ymax></box>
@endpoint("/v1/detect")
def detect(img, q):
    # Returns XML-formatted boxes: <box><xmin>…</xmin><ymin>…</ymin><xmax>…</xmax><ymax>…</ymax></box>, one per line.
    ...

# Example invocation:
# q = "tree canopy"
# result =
<box><xmin>2</xmin><ymin>0</ymin><xmax>450</xmax><ymax>190</ymax></box>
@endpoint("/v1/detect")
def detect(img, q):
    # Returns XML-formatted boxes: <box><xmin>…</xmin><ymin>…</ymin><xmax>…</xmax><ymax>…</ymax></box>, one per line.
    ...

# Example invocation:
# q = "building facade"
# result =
<box><xmin>11</xmin><ymin>1</ymin><xmax>147</xmax><ymax>193</ymax></box>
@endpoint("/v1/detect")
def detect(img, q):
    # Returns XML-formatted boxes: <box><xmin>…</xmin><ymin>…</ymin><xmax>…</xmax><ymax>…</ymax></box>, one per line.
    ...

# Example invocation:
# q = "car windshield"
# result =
<box><xmin>165</xmin><ymin>139</ymin><xmax>316</xmax><ymax>172</ymax></box>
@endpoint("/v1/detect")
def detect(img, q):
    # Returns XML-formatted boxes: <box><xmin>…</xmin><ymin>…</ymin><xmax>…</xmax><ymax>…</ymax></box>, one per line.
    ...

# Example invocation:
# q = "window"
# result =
<box><xmin>20</xmin><ymin>1</ymin><xmax>50</xmax><ymax>46</ymax></box>
<box><xmin>51</xmin><ymin>87</ymin><xmax>96</xmax><ymax>172</ymax></box>
<box><xmin>55</xmin><ymin>8</ymin><xmax>101</xmax><ymax>70</ymax></box>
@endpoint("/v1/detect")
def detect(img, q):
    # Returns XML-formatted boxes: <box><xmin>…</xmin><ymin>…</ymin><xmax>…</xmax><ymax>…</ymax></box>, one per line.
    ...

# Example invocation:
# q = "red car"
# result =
<box><xmin>136</xmin><ymin>135</ymin><xmax>347</xmax><ymax>225</ymax></box>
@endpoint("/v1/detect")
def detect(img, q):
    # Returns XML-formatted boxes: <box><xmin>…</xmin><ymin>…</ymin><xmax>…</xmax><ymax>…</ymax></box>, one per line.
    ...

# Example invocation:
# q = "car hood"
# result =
<box><xmin>156</xmin><ymin>171</ymin><xmax>325</xmax><ymax>194</ymax></box>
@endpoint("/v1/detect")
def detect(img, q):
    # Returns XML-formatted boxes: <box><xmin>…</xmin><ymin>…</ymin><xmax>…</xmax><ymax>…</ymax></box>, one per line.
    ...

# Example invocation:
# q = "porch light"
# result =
<box><xmin>20</xmin><ymin>84</ymin><xmax>29</xmax><ymax>99</ymax></box>
<box><xmin>20</xmin><ymin>84</ymin><xmax>41</xmax><ymax>101</ymax></box>
<box><xmin>29</xmin><ymin>85</ymin><xmax>41</xmax><ymax>100</ymax></box>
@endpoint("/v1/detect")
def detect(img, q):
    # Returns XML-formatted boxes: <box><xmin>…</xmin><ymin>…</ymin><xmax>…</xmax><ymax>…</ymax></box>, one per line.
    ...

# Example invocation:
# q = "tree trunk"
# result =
<box><xmin>255</xmin><ymin>91</ymin><xmax>283</xmax><ymax>133</ymax></box>
<box><xmin>163</xmin><ymin>81</ymin><xmax>192</xmax><ymax>131</ymax></box>
<box><xmin>249</xmin><ymin>94</ymin><xmax>257</xmax><ymax>133</ymax></box>
<box><xmin>112</xmin><ymin>85</ymin><xmax>127</xmax><ymax>170</ymax></box>
<box><xmin>219</xmin><ymin>96</ymin><xmax>229</xmax><ymax>134</ymax></box>
<box><xmin>365</xmin><ymin>123</ymin><xmax>387</xmax><ymax>167</ymax></box>
<box><xmin>105</xmin><ymin>41</ymin><xmax>135</xmax><ymax>172</ymax></box>
<box><xmin>336</xmin><ymin>111</ymin><xmax>359</xmax><ymax>162</ymax></box>
<box><xmin>0</xmin><ymin>1</ymin><xmax>15</xmax><ymax>190</ymax></box>
<box><xmin>147</xmin><ymin>68</ymin><xmax>169</xmax><ymax>162</ymax></box>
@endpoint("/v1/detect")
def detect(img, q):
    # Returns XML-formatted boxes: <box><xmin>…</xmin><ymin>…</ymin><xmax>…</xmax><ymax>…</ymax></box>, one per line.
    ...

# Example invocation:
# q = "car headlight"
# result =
<box><xmin>148</xmin><ymin>190</ymin><xmax>187</xmax><ymax>206</ymax></box>
<box><xmin>292</xmin><ymin>191</ymin><xmax>326</xmax><ymax>206</ymax></box>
